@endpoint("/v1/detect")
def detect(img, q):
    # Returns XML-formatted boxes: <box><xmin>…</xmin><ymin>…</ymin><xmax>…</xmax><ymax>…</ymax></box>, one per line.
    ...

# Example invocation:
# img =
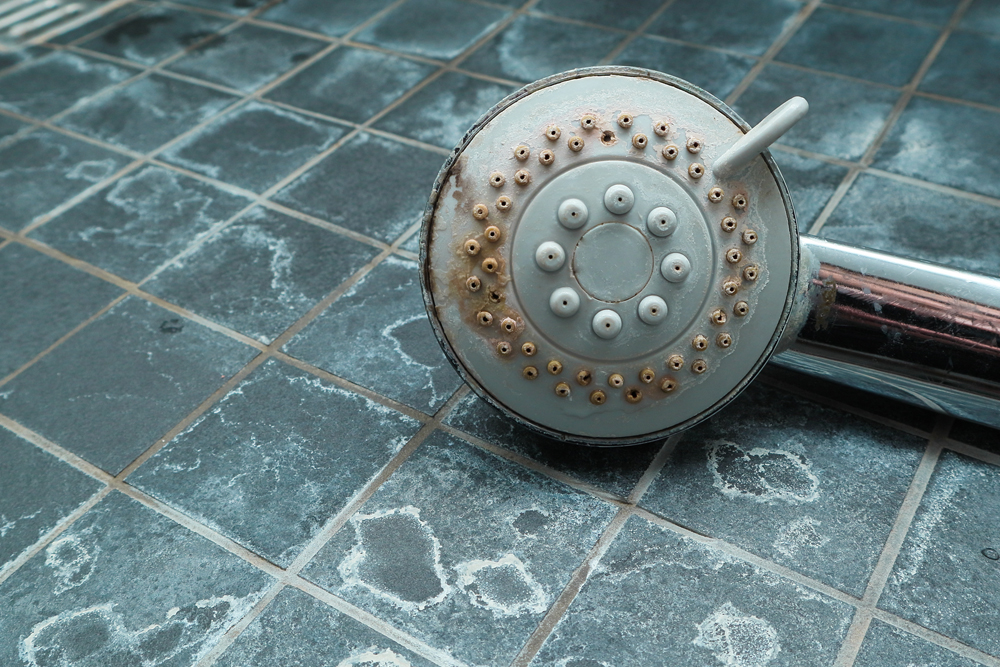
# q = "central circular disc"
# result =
<box><xmin>573</xmin><ymin>223</ymin><xmax>653</xmax><ymax>302</ymax></box>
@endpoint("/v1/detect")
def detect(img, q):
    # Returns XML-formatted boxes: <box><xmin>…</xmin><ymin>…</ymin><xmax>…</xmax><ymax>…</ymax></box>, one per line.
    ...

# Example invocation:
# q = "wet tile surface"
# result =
<box><xmin>0</xmin><ymin>243</ymin><xmax>122</xmax><ymax>378</ymax></box>
<box><xmin>214</xmin><ymin>586</ymin><xmax>437</xmax><ymax>666</ymax></box>
<box><xmin>354</xmin><ymin>0</ymin><xmax>510</xmax><ymax>61</ymax></box>
<box><xmin>0</xmin><ymin>491</ymin><xmax>272</xmax><ymax>666</ymax></box>
<box><xmin>166</xmin><ymin>23</ymin><xmax>326</xmax><ymax>94</ymax></box>
<box><xmin>143</xmin><ymin>207</ymin><xmax>378</xmax><ymax>342</ymax></box>
<box><xmin>285</xmin><ymin>256</ymin><xmax>462</xmax><ymax>415</ymax></box>
<box><xmin>266</xmin><ymin>46</ymin><xmax>436</xmax><ymax>124</ymax></box>
<box><xmin>880</xmin><ymin>450</ymin><xmax>1000</xmax><ymax>657</ymax></box>
<box><xmin>0</xmin><ymin>297</ymin><xmax>255</xmax><ymax>473</ymax></box>
<box><xmin>641</xmin><ymin>384</ymin><xmax>926</xmax><ymax>597</ymax></box>
<box><xmin>854</xmin><ymin>619</ymin><xmax>980</xmax><ymax>667</ymax></box>
<box><xmin>445</xmin><ymin>392</ymin><xmax>663</xmax><ymax>499</ymax></box>
<box><xmin>0</xmin><ymin>427</ymin><xmax>101</xmax><ymax>575</ymax></box>
<box><xmin>533</xmin><ymin>514</ymin><xmax>854</xmax><ymax>666</ymax></box>
<box><xmin>130</xmin><ymin>359</ymin><xmax>420</xmax><ymax>566</ymax></box>
<box><xmin>613</xmin><ymin>37</ymin><xmax>756</xmax><ymax>100</ymax></box>
<box><xmin>303</xmin><ymin>430</ymin><xmax>617</xmax><ymax>666</ymax></box>
<box><xmin>58</xmin><ymin>73</ymin><xmax>238</xmax><ymax>153</ymax></box>
<box><xmin>274</xmin><ymin>131</ymin><xmax>443</xmax><ymax>242</ymax></box>
<box><xmin>260</xmin><ymin>0</ymin><xmax>395</xmax><ymax>38</ymax></box>
<box><xmin>777</xmin><ymin>7</ymin><xmax>940</xmax><ymax>86</ymax></box>
<box><xmin>820</xmin><ymin>172</ymin><xmax>1000</xmax><ymax>274</ymax></box>
<box><xmin>0</xmin><ymin>129</ymin><xmax>131</xmax><ymax>231</ymax></box>
<box><xmin>31</xmin><ymin>165</ymin><xmax>252</xmax><ymax>282</ymax></box>
<box><xmin>649</xmin><ymin>0</ymin><xmax>802</xmax><ymax>56</ymax></box>
<box><xmin>160</xmin><ymin>101</ymin><xmax>348</xmax><ymax>193</ymax></box>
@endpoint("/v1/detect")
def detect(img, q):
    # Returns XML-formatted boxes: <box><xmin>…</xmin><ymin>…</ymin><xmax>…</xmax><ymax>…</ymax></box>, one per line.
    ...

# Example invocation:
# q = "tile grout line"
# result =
<box><xmin>831</xmin><ymin>415</ymin><xmax>949</xmax><ymax>667</ymax></box>
<box><xmin>871</xmin><ymin>609</ymin><xmax>1000</xmax><ymax>667</ymax></box>
<box><xmin>807</xmin><ymin>0</ymin><xmax>974</xmax><ymax>236</ymax></box>
<box><xmin>942</xmin><ymin>438</ymin><xmax>1000</xmax><ymax>468</ymax></box>
<box><xmin>597</xmin><ymin>0</ymin><xmax>681</xmax><ymax>64</ymax></box>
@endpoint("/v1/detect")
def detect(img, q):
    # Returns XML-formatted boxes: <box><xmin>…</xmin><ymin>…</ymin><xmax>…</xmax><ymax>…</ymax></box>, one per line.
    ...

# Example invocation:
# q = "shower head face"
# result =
<box><xmin>420</xmin><ymin>68</ymin><xmax>798</xmax><ymax>445</ymax></box>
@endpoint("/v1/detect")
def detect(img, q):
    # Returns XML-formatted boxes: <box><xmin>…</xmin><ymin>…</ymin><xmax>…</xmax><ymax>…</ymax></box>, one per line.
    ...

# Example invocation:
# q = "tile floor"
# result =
<box><xmin>0</xmin><ymin>0</ymin><xmax>999</xmax><ymax>665</ymax></box>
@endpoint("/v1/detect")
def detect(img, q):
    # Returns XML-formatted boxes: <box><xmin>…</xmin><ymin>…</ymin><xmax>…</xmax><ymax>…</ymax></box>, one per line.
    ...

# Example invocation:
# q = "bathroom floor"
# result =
<box><xmin>1</xmin><ymin>0</ymin><xmax>999</xmax><ymax>665</ymax></box>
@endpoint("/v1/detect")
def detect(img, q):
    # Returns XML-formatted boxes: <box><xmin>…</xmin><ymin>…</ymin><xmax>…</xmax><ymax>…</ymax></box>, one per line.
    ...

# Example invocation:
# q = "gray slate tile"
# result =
<box><xmin>649</xmin><ymin>0</ymin><xmax>802</xmax><ymax>56</ymax></box>
<box><xmin>284</xmin><ymin>256</ymin><xmax>462</xmax><ymax>415</ymax></box>
<box><xmin>777</xmin><ymin>7</ymin><xmax>940</xmax><ymax>87</ymax></box>
<box><xmin>0</xmin><ymin>113</ymin><xmax>28</xmax><ymax>139</ymax></box>
<box><xmin>174</xmin><ymin>0</ymin><xmax>269</xmax><ymax>16</ymax></box>
<box><xmin>535</xmin><ymin>0</ymin><xmax>663</xmax><ymax>31</ymax></box>
<box><xmin>532</xmin><ymin>514</ymin><xmax>854</xmax><ymax>666</ymax></box>
<box><xmin>0</xmin><ymin>297</ymin><xmax>255</xmax><ymax>474</ymax></box>
<box><xmin>880</xmin><ymin>450</ymin><xmax>1000</xmax><ymax>657</ymax></box>
<box><xmin>160</xmin><ymin>101</ymin><xmax>348</xmax><ymax>194</ymax></box>
<box><xmin>0</xmin><ymin>243</ymin><xmax>122</xmax><ymax>378</ymax></box>
<box><xmin>58</xmin><ymin>73</ymin><xmax>238</xmax><ymax>153</ymax></box>
<box><xmin>444</xmin><ymin>392</ymin><xmax>663</xmax><ymax>499</ymax></box>
<box><xmin>47</xmin><ymin>4</ymin><xmax>149</xmax><ymax>45</ymax></box>
<box><xmin>215</xmin><ymin>586</ymin><xmax>437</xmax><ymax>666</ymax></box>
<box><xmin>354</xmin><ymin>0</ymin><xmax>510</xmax><ymax>61</ymax></box>
<box><xmin>130</xmin><ymin>359</ymin><xmax>420</xmax><ymax>566</ymax></box>
<box><xmin>166</xmin><ymin>23</ymin><xmax>327</xmax><ymax>94</ymax></box>
<box><xmin>0</xmin><ymin>128</ymin><xmax>131</xmax><ymax>231</ymax></box>
<box><xmin>260</xmin><ymin>0</ymin><xmax>395</xmax><ymax>38</ymax></box>
<box><xmin>0</xmin><ymin>491</ymin><xmax>273</xmax><ymax>666</ymax></box>
<box><xmin>31</xmin><ymin>165</ymin><xmax>252</xmax><ymax>282</ymax></box>
<box><xmin>920</xmin><ymin>30</ymin><xmax>1000</xmax><ymax>107</ymax></box>
<box><xmin>0</xmin><ymin>427</ymin><xmax>101</xmax><ymax>576</ymax></box>
<box><xmin>78</xmin><ymin>6</ymin><xmax>230</xmax><ymax>66</ymax></box>
<box><xmin>961</xmin><ymin>0</ymin><xmax>1000</xmax><ymax>36</ymax></box>
<box><xmin>303</xmin><ymin>430</ymin><xmax>617</xmax><ymax>666</ymax></box>
<box><xmin>772</xmin><ymin>151</ymin><xmax>849</xmax><ymax>231</ymax></box>
<box><xmin>641</xmin><ymin>383</ymin><xmax>926</xmax><ymax>597</ymax></box>
<box><xmin>854</xmin><ymin>619</ymin><xmax>981</xmax><ymax>667</ymax></box>
<box><xmin>273</xmin><ymin>131</ymin><xmax>443</xmax><ymax>243</ymax></box>
<box><xmin>829</xmin><ymin>0</ymin><xmax>961</xmax><ymax>25</ymax></box>
<box><xmin>143</xmin><ymin>206</ymin><xmax>378</xmax><ymax>343</ymax></box>
<box><xmin>820</xmin><ymin>173</ymin><xmax>1000</xmax><ymax>276</ymax></box>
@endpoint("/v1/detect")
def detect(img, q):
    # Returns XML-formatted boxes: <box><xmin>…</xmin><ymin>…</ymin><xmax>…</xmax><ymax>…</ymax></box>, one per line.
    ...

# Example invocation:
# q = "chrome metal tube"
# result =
<box><xmin>774</xmin><ymin>235</ymin><xmax>1000</xmax><ymax>428</ymax></box>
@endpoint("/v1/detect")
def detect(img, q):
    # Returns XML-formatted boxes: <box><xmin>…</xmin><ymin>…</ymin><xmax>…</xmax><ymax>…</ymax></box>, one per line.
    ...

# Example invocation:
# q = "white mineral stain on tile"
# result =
<box><xmin>18</xmin><ymin>593</ymin><xmax>259</xmax><ymax>666</ymax></box>
<box><xmin>338</xmin><ymin>506</ymin><xmax>451</xmax><ymax>611</ymax></box>
<box><xmin>693</xmin><ymin>602</ymin><xmax>781</xmax><ymax>667</ymax></box>
<box><xmin>772</xmin><ymin>516</ymin><xmax>827</xmax><ymax>559</ymax></box>
<box><xmin>706</xmin><ymin>440</ymin><xmax>820</xmax><ymax>504</ymax></box>
<box><xmin>0</xmin><ymin>508</ymin><xmax>42</xmax><ymax>538</ymax></box>
<box><xmin>455</xmin><ymin>554</ymin><xmax>548</xmax><ymax>617</ymax></box>
<box><xmin>66</xmin><ymin>158</ymin><xmax>119</xmax><ymax>183</ymax></box>
<box><xmin>45</xmin><ymin>533</ymin><xmax>98</xmax><ymax>594</ymax></box>
<box><xmin>336</xmin><ymin>647</ymin><xmax>413</xmax><ymax>667</ymax></box>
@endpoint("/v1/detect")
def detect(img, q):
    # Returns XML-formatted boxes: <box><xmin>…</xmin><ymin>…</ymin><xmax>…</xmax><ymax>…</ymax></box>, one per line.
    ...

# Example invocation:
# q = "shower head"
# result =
<box><xmin>419</xmin><ymin>67</ymin><xmax>1000</xmax><ymax>446</ymax></box>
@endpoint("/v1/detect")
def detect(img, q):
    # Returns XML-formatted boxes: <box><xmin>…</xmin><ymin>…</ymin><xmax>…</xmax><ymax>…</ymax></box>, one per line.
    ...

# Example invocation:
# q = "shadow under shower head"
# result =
<box><xmin>419</xmin><ymin>67</ymin><xmax>1000</xmax><ymax>446</ymax></box>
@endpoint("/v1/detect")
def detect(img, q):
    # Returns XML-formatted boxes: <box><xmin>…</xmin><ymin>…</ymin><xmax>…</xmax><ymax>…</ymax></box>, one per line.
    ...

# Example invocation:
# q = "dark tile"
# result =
<box><xmin>642</xmin><ymin>383</ymin><xmax>926</xmax><ymax>597</ymax></box>
<box><xmin>355</xmin><ymin>0</ymin><xmax>510</xmax><ymax>60</ymax></box>
<box><xmin>0</xmin><ymin>243</ymin><xmax>122</xmax><ymax>378</ymax></box>
<box><xmin>949</xmin><ymin>419</ymin><xmax>1000</xmax><ymax>457</ymax></box>
<box><xmin>0</xmin><ymin>50</ymin><xmax>137</xmax><ymax>119</ymax></box>
<box><xmin>0</xmin><ymin>113</ymin><xmax>28</xmax><ymax>140</ymax></box>
<box><xmin>613</xmin><ymin>36</ymin><xmax>757</xmax><ymax>101</ymax></box>
<box><xmin>0</xmin><ymin>297</ymin><xmax>255</xmax><ymax>473</ymax></box>
<box><xmin>535</xmin><ymin>0</ymin><xmax>663</xmax><ymax>31</ymax></box>
<box><xmin>303</xmin><ymin>431</ymin><xmax>617</xmax><ymax>666</ymax></box>
<box><xmin>532</xmin><ymin>514</ymin><xmax>854</xmax><ymax>666</ymax></box>
<box><xmin>921</xmin><ymin>30</ymin><xmax>1000</xmax><ymax>107</ymax></box>
<box><xmin>284</xmin><ymin>256</ymin><xmax>462</xmax><ymax>414</ymax></box>
<box><xmin>166</xmin><ymin>23</ymin><xmax>326</xmax><ymax>93</ymax></box>
<box><xmin>961</xmin><ymin>0</ymin><xmax>1000</xmax><ymax>36</ymax></box>
<box><xmin>160</xmin><ymin>101</ymin><xmax>347</xmax><ymax>193</ymax></box>
<box><xmin>829</xmin><ymin>0</ymin><xmax>961</xmax><ymax>25</ymax></box>
<box><xmin>820</xmin><ymin>173</ymin><xmax>1000</xmax><ymax>274</ymax></box>
<box><xmin>445</xmin><ymin>392</ymin><xmax>662</xmax><ymax>499</ymax></box>
<box><xmin>735</xmin><ymin>63</ymin><xmax>900</xmax><ymax>161</ymax></box>
<box><xmin>880</xmin><ymin>450</ymin><xmax>1000</xmax><ymax>657</ymax></box>
<box><xmin>374</xmin><ymin>70</ymin><xmax>514</xmax><ymax>150</ymax></box>
<box><xmin>854</xmin><ymin>619</ymin><xmax>980</xmax><ymax>667</ymax></box>
<box><xmin>31</xmin><ymin>165</ymin><xmax>252</xmax><ymax>283</ymax></box>
<box><xmin>57</xmin><ymin>73</ymin><xmax>237</xmax><ymax>153</ymax></box>
<box><xmin>0</xmin><ymin>427</ymin><xmax>101</xmax><ymax>576</ymax></box>
<box><xmin>872</xmin><ymin>97</ymin><xmax>1000</xmax><ymax>200</ymax></box>
<box><xmin>0</xmin><ymin>491</ymin><xmax>272</xmax><ymax>666</ymax></box>
<box><xmin>173</xmin><ymin>0</ymin><xmax>269</xmax><ymax>16</ymax></box>
<box><xmin>0</xmin><ymin>45</ymin><xmax>48</xmax><ymax>73</ymax></box>
<box><xmin>777</xmin><ymin>7</ymin><xmax>939</xmax><ymax>86</ymax></box>
<box><xmin>47</xmin><ymin>4</ymin><xmax>150</xmax><ymax>45</ymax></box>
<box><xmin>772</xmin><ymin>151</ymin><xmax>849</xmax><ymax>231</ymax></box>
<box><xmin>78</xmin><ymin>6</ymin><xmax>230</xmax><ymax>66</ymax></box>
<box><xmin>464</xmin><ymin>14</ymin><xmax>622</xmax><ymax>83</ymax></box>
<box><xmin>260</xmin><ymin>0</ymin><xmax>394</xmax><ymax>38</ymax></box>
<box><xmin>265</xmin><ymin>46</ymin><xmax>435</xmax><ymax>124</ymax></box>
<box><xmin>648</xmin><ymin>0</ymin><xmax>802</xmax><ymax>56</ymax></box>
<box><xmin>0</xmin><ymin>129</ymin><xmax>131</xmax><ymax>231</ymax></box>
<box><xmin>130</xmin><ymin>359</ymin><xmax>420</xmax><ymax>566</ymax></box>
<box><xmin>143</xmin><ymin>207</ymin><xmax>378</xmax><ymax>343</ymax></box>
<box><xmin>274</xmin><ymin>132</ymin><xmax>442</xmax><ymax>243</ymax></box>
<box><xmin>215</xmin><ymin>586</ymin><xmax>436</xmax><ymax>666</ymax></box>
